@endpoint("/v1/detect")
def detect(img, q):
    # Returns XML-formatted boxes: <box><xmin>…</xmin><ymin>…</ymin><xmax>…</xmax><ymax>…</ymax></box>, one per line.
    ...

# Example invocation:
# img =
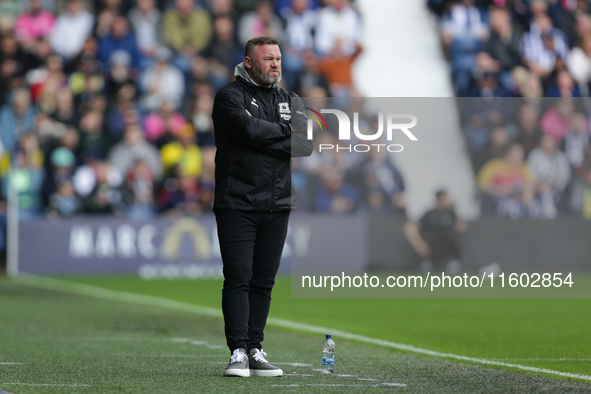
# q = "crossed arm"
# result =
<box><xmin>247</xmin><ymin>98</ymin><xmax>314</xmax><ymax>159</ymax></box>
<box><xmin>215</xmin><ymin>88</ymin><xmax>292</xmax><ymax>147</ymax></box>
<box><xmin>215</xmin><ymin>87</ymin><xmax>313</xmax><ymax>158</ymax></box>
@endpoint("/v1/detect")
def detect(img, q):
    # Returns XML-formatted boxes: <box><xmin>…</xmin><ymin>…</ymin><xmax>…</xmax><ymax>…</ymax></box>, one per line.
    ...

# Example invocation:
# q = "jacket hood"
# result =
<box><xmin>234</xmin><ymin>62</ymin><xmax>276</xmax><ymax>88</ymax></box>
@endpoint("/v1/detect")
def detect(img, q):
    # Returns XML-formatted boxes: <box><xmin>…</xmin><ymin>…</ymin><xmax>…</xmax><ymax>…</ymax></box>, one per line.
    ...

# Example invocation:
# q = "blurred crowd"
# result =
<box><xmin>431</xmin><ymin>0</ymin><xmax>591</xmax><ymax>219</ymax></box>
<box><xmin>292</xmin><ymin>119</ymin><xmax>407</xmax><ymax>215</ymax></box>
<box><xmin>0</xmin><ymin>0</ymin><xmax>365</xmax><ymax>220</ymax></box>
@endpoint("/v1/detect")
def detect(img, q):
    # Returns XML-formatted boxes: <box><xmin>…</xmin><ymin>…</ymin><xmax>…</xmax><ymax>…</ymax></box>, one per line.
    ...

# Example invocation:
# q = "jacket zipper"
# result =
<box><xmin>270</xmin><ymin>89</ymin><xmax>277</xmax><ymax>212</ymax></box>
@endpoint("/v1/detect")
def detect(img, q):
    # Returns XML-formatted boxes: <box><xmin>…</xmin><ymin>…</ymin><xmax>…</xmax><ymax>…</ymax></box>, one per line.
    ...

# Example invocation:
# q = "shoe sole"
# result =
<box><xmin>250</xmin><ymin>369</ymin><xmax>283</xmax><ymax>377</ymax></box>
<box><xmin>223</xmin><ymin>368</ymin><xmax>250</xmax><ymax>377</ymax></box>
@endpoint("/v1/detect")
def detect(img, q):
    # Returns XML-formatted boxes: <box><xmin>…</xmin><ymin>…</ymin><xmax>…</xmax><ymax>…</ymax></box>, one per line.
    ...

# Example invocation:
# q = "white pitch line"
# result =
<box><xmin>170</xmin><ymin>338</ymin><xmax>218</xmax><ymax>347</ymax></box>
<box><xmin>170</xmin><ymin>338</ymin><xmax>191</xmax><ymax>343</ymax></box>
<box><xmin>14</xmin><ymin>274</ymin><xmax>591</xmax><ymax>382</ymax></box>
<box><xmin>1</xmin><ymin>383</ymin><xmax>90</xmax><ymax>387</ymax></box>
<box><xmin>491</xmin><ymin>358</ymin><xmax>591</xmax><ymax>361</ymax></box>
<box><xmin>168</xmin><ymin>338</ymin><xmax>226</xmax><ymax>349</ymax></box>
<box><xmin>271</xmin><ymin>383</ymin><xmax>407</xmax><ymax>387</ymax></box>
<box><xmin>159</xmin><ymin>354</ymin><xmax>199</xmax><ymax>358</ymax></box>
<box><xmin>265</xmin><ymin>322</ymin><xmax>591</xmax><ymax>382</ymax></box>
<box><xmin>284</xmin><ymin>374</ymin><xmax>314</xmax><ymax>377</ymax></box>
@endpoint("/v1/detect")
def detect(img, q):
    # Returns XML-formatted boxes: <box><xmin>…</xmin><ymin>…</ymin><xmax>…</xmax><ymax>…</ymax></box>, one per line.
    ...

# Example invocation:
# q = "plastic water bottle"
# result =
<box><xmin>322</xmin><ymin>334</ymin><xmax>335</xmax><ymax>373</ymax></box>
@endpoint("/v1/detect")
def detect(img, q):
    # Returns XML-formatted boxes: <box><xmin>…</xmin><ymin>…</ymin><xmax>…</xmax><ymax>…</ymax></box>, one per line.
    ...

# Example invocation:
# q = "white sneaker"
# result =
<box><xmin>248</xmin><ymin>349</ymin><xmax>283</xmax><ymax>377</ymax></box>
<box><xmin>223</xmin><ymin>348</ymin><xmax>249</xmax><ymax>377</ymax></box>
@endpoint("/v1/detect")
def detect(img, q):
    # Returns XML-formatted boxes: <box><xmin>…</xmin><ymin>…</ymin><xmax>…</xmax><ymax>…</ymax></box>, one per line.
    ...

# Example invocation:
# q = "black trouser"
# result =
<box><xmin>422</xmin><ymin>231</ymin><xmax>461</xmax><ymax>267</ymax></box>
<box><xmin>214</xmin><ymin>209</ymin><xmax>289</xmax><ymax>352</ymax></box>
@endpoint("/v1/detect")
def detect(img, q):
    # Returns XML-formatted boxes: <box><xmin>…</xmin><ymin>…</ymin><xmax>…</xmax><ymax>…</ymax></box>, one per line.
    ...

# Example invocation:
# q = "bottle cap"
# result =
<box><xmin>326</xmin><ymin>334</ymin><xmax>331</xmax><ymax>338</ymax></box>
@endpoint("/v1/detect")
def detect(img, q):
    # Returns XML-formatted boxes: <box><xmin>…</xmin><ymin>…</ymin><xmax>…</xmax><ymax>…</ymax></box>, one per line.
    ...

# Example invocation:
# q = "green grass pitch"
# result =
<box><xmin>1</xmin><ymin>275</ymin><xmax>591</xmax><ymax>393</ymax></box>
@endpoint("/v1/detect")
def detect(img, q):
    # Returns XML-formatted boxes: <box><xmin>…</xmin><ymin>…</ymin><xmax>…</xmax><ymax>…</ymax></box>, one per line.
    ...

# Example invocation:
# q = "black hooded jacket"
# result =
<box><xmin>212</xmin><ymin>71</ymin><xmax>313</xmax><ymax>212</ymax></box>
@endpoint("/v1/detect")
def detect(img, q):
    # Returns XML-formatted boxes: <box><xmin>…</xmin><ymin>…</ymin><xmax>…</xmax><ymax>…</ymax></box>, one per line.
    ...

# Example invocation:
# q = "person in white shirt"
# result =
<box><xmin>128</xmin><ymin>0</ymin><xmax>161</xmax><ymax>58</ymax></box>
<box><xmin>527</xmin><ymin>133</ymin><xmax>571</xmax><ymax>218</ymax></box>
<box><xmin>315</xmin><ymin>0</ymin><xmax>361</xmax><ymax>56</ymax></box>
<box><xmin>441</xmin><ymin>0</ymin><xmax>489</xmax><ymax>48</ymax></box>
<box><xmin>139</xmin><ymin>46</ymin><xmax>184</xmax><ymax>112</ymax></box>
<box><xmin>282</xmin><ymin>0</ymin><xmax>316</xmax><ymax>52</ymax></box>
<box><xmin>280</xmin><ymin>0</ymin><xmax>316</xmax><ymax>86</ymax></box>
<box><xmin>521</xmin><ymin>14</ymin><xmax>569</xmax><ymax>77</ymax></box>
<box><xmin>567</xmin><ymin>32</ymin><xmax>591</xmax><ymax>89</ymax></box>
<box><xmin>49</xmin><ymin>0</ymin><xmax>94</xmax><ymax>60</ymax></box>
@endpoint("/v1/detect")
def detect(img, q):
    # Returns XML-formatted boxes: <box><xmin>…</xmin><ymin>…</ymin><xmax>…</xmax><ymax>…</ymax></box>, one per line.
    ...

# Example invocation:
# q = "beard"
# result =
<box><xmin>250</xmin><ymin>61</ymin><xmax>282</xmax><ymax>87</ymax></box>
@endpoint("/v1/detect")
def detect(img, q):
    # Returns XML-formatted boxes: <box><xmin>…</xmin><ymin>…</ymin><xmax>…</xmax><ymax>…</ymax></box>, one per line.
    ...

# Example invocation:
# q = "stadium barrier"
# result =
<box><xmin>19</xmin><ymin>215</ymin><xmax>227</xmax><ymax>278</ymax></box>
<box><xmin>13</xmin><ymin>214</ymin><xmax>591</xmax><ymax>277</ymax></box>
<box><xmin>368</xmin><ymin>217</ymin><xmax>591</xmax><ymax>273</ymax></box>
<box><xmin>15</xmin><ymin>214</ymin><xmax>368</xmax><ymax>277</ymax></box>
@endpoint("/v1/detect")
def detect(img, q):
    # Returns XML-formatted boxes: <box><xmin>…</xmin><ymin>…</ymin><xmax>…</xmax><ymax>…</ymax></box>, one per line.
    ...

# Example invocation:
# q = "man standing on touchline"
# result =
<box><xmin>212</xmin><ymin>36</ymin><xmax>313</xmax><ymax>377</ymax></box>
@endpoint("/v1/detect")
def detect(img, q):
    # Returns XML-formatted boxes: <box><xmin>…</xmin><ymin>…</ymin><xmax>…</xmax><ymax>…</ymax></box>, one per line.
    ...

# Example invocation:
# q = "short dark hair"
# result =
<box><xmin>245</xmin><ymin>36</ymin><xmax>280</xmax><ymax>58</ymax></box>
<box><xmin>436</xmin><ymin>190</ymin><xmax>447</xmax><ymax>199</ymax></box>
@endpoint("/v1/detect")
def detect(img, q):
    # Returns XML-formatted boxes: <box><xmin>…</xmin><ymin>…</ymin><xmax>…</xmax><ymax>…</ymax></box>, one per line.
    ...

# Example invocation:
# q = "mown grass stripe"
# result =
<box><xmin>14</xmin><ymin>274</ymin><xmax>591</xmax><ymax>382</ymax></box>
